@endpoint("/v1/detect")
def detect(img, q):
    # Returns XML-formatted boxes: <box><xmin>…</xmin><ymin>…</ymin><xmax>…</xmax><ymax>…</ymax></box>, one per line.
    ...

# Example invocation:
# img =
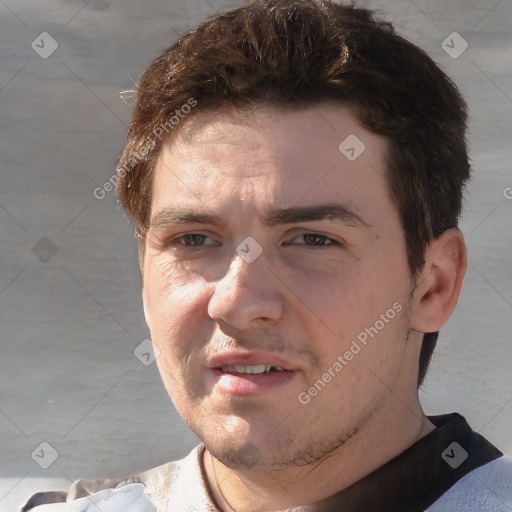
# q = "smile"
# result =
<box><xmin>220</xmin><ymin>365</ymin><xmax>284</xmax><ymax>374</ymax></box>
<box><xmin>210</xmin><ymin>366</ymin><xmax>296</xmax><ymax>396</ymax></box>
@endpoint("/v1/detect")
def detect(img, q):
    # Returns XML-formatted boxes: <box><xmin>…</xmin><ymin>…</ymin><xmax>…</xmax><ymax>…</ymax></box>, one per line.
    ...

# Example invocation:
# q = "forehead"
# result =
<box><xmin>150</xmin><ymin>103</ymin><xmax>395</xmax><ymax>227</ymax></box>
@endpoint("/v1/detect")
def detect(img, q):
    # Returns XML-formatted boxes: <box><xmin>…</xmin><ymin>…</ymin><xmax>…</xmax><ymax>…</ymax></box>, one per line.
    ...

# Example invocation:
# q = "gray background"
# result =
<box><xmin>0</xmin><ymin>0</ymin><xmax>511</xmax><ymax>509</ymax></box>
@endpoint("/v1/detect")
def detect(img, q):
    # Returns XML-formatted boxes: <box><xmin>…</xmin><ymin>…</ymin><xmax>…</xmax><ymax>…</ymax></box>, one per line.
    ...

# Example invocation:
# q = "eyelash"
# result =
<box><xmin>169</xmin><ymin>233</ymin><xmax>339</xmax><ymax>248</ymax></box>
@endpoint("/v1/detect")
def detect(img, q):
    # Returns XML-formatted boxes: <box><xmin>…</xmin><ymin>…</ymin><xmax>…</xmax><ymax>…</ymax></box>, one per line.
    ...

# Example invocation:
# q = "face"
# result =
<box><xmin>142</xmin><ymin>104</ymin><xmax>417</xmax><ymax>470</ymax></box>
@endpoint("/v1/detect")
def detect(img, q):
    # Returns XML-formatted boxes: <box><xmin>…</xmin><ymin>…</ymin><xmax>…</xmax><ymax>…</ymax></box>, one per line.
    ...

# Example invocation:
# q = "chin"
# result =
<box><xmin>201</xmin><ymin>428</ymin><xmax>313</xmax><ymax>471</ymax></box>
<box><xmin>208</xmin><ymin>441</ymin><xmax>269</xmax><ymax>470</ymax></box>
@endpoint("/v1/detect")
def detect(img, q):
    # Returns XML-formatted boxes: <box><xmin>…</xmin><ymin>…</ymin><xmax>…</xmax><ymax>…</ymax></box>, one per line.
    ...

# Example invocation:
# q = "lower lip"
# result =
<box><xmin>209</xmin><ymin>369</ymin><xmax>296</xmax><ymax>396</ymax></box>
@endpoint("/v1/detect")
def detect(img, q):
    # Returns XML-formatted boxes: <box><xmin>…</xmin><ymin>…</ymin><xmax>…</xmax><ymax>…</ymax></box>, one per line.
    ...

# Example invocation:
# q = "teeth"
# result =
<box><xmin>236</xmin><ymin>364</ymin><xmax>266</xmax><ymax>374</ymax></box>
<box><xmin>221</xmin><ymin>365</ymin><xmax>284</xmax><ymax>374</ymax></box>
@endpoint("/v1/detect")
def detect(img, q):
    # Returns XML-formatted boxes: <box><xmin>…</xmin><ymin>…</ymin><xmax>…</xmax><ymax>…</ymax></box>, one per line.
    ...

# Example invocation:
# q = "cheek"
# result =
<box><xmin>289</xmin><ymin>265</ymin><xmax>380</xmax><ymax>339</ymax></box>
<box><xmin>143</xmin><ymin>257</ymin><xmax>213</xmax><ymax>347</ymax></box>
<box><xmin>145</xmin><ymin>257</ymin><xmax>206</xmax><ymax>312</ymax></box>
<box><xmin>293</xmin><ymin>263</ymin><xmax>410</xmax><ymax>376</ymax></box>
<box><xmin>300</xmin><ymin>304</ymin><xmax>410</xmax><ymax>422</ymax></box>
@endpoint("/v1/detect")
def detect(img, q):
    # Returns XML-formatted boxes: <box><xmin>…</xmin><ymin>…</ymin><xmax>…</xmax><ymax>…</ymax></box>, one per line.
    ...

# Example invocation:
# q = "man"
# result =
<box><xmin>22</xmin><ymin>0</ymin><xmax>512</xmax><ymax>510</ymax></box>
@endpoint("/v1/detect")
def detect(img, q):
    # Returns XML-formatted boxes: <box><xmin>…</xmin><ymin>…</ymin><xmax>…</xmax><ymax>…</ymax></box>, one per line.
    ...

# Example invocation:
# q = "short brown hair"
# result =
<box><xmin>116</xmin><ymin>0</ymin><xmax>470</xmax><ymax>386</ymax></box>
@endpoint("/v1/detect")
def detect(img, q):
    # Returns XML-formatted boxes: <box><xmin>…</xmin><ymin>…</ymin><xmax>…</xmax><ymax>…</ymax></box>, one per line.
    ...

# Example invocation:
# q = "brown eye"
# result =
<box><xmin>303</xmin><ymin>234</ymin><xmax>332</xmax><ymax>246</ymax></box>
<box><xmin>170</xmin><ymin>234</ymin><xmax>218</xmax><ymax>247</ymax></box>
<box><xmin>180</xmin><ymin>234</ymin><xmax>207</xmax><ymax>246</ymax></box>
<box><xmin>286</xmin><ymin>233</ymin><xmax>338</xmax><ymax>247</ymax></box>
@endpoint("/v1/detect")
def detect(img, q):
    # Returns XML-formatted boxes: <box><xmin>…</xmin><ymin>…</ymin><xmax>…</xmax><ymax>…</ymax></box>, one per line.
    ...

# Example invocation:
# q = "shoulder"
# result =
<box><xmin>21</xmin><ymin>483</ymin><xmax>156</xmax><ymax>512</ymax></box>
<box><xmin>426</xmin><ymin>456</ymin><xmax>512</xmax><ymax>511</ymax></box>
<box><xmin>20</xmin><ymin>445</ymin><xmax>202</xmax><ymax>512</ymax></box>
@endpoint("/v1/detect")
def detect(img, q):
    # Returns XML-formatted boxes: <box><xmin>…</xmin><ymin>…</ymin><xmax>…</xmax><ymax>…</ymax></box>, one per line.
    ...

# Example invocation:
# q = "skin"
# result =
<box><xmin>141</xmin><ymin>103</ymin><xmax>467</xmax><ymax>511</ymax></box>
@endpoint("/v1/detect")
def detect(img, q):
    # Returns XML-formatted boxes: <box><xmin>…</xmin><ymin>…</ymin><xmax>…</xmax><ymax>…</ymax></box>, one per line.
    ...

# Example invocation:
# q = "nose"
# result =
<box><xmin>207</xmin><ymin>249</ymin><xmax>283</xmax><ymax>330</ymax></box>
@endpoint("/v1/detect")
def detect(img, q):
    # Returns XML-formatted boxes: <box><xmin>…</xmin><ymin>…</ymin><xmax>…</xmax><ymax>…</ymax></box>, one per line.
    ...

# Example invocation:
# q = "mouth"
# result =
<box><xmin>209</xmin><ymin>362</ymin><xmax>297</xmax><ymax>396</ymax></box>
<box><xmin>207</xmin><ymin>350</ymin><xmax>300</xmax><ymax>396</ymax></box>
<box><xmin>219</xmin><ymin>364</ymin><xmax>285</xmax><ymax>375</ymax></box>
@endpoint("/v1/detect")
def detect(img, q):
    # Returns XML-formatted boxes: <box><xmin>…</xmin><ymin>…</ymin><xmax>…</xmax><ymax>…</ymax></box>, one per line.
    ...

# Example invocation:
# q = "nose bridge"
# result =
<box><xmin>220</xmin><ymin>251</ymin><xmax>251</xmax><ymax>290</ymax></box>
<box><xmin>207</xmin><ymin>244</ymin><xmax>282</xmax><ymax>328</ymax></box>
<box><xmin>216</xmin><ymin>245</ymin><xmax>267</xmax><ymax>299</ymax></box>
<box><xmin>217</xmin><ymin>231</ymin><xmax>267</xmax><ymax>289</ymax></box>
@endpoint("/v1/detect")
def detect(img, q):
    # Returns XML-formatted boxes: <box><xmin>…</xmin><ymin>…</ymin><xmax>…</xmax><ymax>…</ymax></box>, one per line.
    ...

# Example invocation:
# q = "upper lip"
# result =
<box><xmin>208</xmin><ymin>350</ymin><xmax>299</xmax><ymax>371</ymax></box>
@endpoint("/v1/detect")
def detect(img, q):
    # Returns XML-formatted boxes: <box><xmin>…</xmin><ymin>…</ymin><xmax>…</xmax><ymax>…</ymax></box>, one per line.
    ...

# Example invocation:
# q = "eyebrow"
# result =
<box><xmin>149</xmin><ymin>203</ymin><xmax>371</xmax><ymax>230</ymax></box>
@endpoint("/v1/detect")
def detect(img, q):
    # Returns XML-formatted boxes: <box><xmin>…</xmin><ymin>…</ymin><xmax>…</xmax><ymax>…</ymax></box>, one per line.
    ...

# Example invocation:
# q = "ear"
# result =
<box><xmin>410</xmin><ymin>228</ymin><xmax>467</xmax><ymax>333</ymax></box>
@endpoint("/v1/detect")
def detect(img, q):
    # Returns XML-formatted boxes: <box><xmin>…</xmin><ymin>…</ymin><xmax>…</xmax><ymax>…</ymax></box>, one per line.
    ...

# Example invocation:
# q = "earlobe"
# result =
<box><xmin>411</xmin><ymin>229</ymin><xmax>467</xmax><ymax>333</ymax></box>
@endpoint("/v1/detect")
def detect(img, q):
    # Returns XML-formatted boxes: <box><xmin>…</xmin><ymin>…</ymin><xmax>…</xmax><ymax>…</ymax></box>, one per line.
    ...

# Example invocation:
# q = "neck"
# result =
<box><xmin>204</xmin><ymin>396</ymin><xmax>435</xmax><ymax>512</ymax></box>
